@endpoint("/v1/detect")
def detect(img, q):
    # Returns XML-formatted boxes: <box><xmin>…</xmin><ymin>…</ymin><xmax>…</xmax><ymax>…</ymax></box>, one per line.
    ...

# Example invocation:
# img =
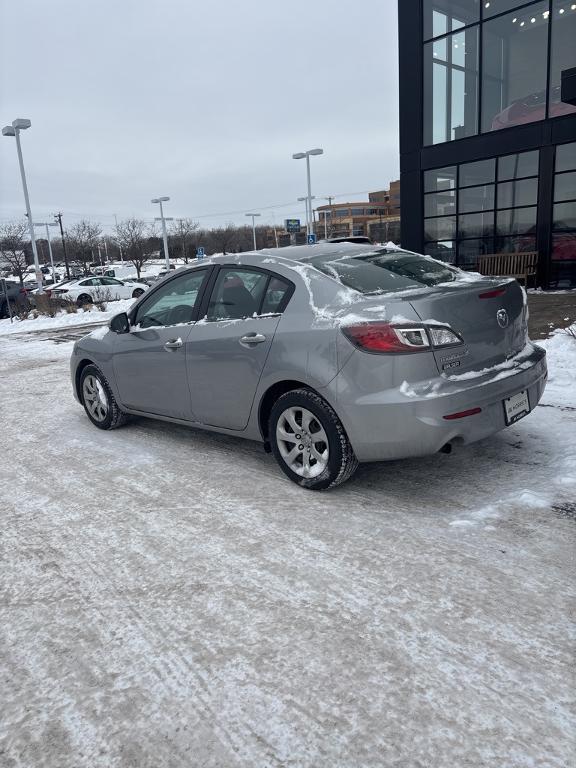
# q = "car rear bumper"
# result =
<box><xmin>335</xmin><ymin>342</ymin><xmax>547</xmax><ymax>462</ymax></box>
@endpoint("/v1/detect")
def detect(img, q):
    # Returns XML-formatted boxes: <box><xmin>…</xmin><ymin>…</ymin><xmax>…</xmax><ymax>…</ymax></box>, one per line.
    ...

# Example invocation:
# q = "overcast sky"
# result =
<box><xmin>0</xmin><ymin>0</ymin><xmax>399</xmax><ymax>233</ymax></box>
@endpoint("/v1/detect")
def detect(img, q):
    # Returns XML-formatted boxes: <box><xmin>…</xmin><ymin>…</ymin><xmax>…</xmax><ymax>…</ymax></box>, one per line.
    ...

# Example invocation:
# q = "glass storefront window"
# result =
<box><xmin>497</xmin><ymin>178</ymin><xmax>538</xmax><ymax>208</ymax></box>
<box><xmin>424</xmin><ymin>26</ymin><xmax>478</xmax><ymax>145</ymax></box>
<box><xmin>459</xmin><ymin>184</ymin><xmax>495</xmax><ymax>212</ymax></box>
<box><xmin>458</xmin><ymin>238</ymin><xmax>495</xmax><ymax>267</ymax></box>
<box><xmin>495</xmin><ymin>234</ymin><xmax>537</xmax><ymax>253</ymax></box>
<box><xmin>459</xmin><ymin>158</ymin><xmax>495</xmax><ymax>186</ymax></box>
<box><xmin>424</xmin><ymin>190</ymin><xmax>456</xmax><ymax>216</ymax></box>
<box><xmin>423</xmin><ymin>0</ymin><xmax>480</xmax><ymax>40</ymax></box>
<box><xmin>498</xmin><ymin>150</ymin><xmax>539</xmax><ymax>180</ymax></box>
<box><xmin>459</xmin><ymin>211</ymin><xmax>494</xmax><ymax>237</ymax></box>
<box><xmin>423</xmin><ymin>241</ymin><xmax>457</xmax><ymax>262</ymax></box>
<box><xmin>554</xmin><ymin>172</ymin><xmax>576</xmax><ymax>203</ymax></box>
<box><xmin>551</xmin><ymin>233</ymin><xmax>576</xmax><ymax>260</ymax></box>
<box><xmin>556</xmin><ymin>142</ymin><xmax>576</xmax><ymax>173</ymax></box>
<box><xmin>481</xmin><ymin>2</ymin><xmax>549</xmax><ymax>133</ymax></box>
<box><xmin>553</xmin><ymin>202</ymin><xmax>576</xmax><ymax>230</ymax></box>
<box><xmin>424</xmin><ymin>216</ymin><xmax>457</xmax><ymax>240</ymax></box>
<box><xmin>482</xmin><ymin>0</ymin><xmax>535</xmax><ymax>18</ymax></box>
<box><xmin>549</xmin><ymin>0</ymin><xmax>576</xmax><ymax>118</ymax></box>
<box><xmin>497</xmin><ymin>206</ymin><xmax>537</xmax><ymax>235</ymax></box>
<box><xmin>424</xmin><ymin>166</ymin><xmax>457</xmax><ymax>192</ymax></box>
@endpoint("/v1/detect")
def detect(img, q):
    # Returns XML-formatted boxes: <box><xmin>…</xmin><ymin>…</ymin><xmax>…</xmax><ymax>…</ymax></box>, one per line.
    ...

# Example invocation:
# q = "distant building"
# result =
<box><xmin>398</xmin><ymin>0</ymin><xmax>576</xmax><ymax>288</ymax></box>
<box><xmin>314</xmin><ymin>181</ymin><xmax>401</xmax><ymax>242</ymax></box>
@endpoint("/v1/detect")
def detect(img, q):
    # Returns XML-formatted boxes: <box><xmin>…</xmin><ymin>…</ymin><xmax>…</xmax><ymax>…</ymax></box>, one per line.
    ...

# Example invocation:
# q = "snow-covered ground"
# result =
<box><xmin>0</xmin><ymin>299</ymin><xmax>134</xmax><ymax>337</ymax></box>
<box><xmin>0</xmin><ymin>326</ymin><xmax>574</xmax><ymax>767</ymax></box>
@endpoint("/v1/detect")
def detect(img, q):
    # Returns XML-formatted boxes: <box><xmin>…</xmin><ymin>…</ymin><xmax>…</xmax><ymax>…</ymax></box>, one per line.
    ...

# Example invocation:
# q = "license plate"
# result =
<box><xmin>504</xmin><ymin>389</ymin><xmax>530</xmax><ymax>425</ymax></box>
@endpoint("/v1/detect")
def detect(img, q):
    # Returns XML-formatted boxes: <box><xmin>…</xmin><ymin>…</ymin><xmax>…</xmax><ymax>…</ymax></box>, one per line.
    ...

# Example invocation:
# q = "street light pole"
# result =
<box><xmin>2</xmin><ymin>119</ymin><xmax>43</xmax><ymax>293</ymax></box>
<box><xmin>245</xmin><ymin>213</ymin><xmax>261</xmax><ymax>251</ymax></box>
<box><xmin>151</xmin><ymin>197</ymin><xmax>171</xmax><ymax>270</ymax></box>
<box><xmin>298</xmin><ymin>196</ymin><xmax>315</xmax><ymax>238</ymax></box>
<box><xmin>292</xmin><ymin>148</ymin><xmax>324</xmax><ymax>239</ymax></box>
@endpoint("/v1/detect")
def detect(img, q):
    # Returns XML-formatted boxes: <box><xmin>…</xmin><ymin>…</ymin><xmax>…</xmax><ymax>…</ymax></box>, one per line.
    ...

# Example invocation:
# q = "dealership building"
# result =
<box><xmin>398</xmin><ymin>0</ymin><xmax>576</xmax><ymax>288</ymax></box>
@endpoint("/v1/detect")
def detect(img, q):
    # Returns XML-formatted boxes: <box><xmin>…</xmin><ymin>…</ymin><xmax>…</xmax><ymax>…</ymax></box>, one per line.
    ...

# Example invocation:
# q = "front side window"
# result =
<box><xmin>135</xmin><ymin>269</ymin><xmax>208</xmax><ymax>328</ymax></box>
<box><xmin>308</xmin><ymin>249</ymin><xmax>459</xmax><ymax>295</ymax></box>
<box><xmin>481</xmin><ymin>2</ymin><xmax>549</xmax><ymax>133</ymax></box>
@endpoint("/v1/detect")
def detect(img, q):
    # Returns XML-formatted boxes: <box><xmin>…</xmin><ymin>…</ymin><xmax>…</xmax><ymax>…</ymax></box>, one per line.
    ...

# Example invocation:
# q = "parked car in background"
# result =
<box><xmin>71</xmin><ymin>243</ymin><xmax>547</xmax><ymax>490</ymax></box>
<box><xmin>51</xmin><ymin>276</ymin><xmax>149</xmax><ymax>305</ymax></box>
<box><xmin>0</xmin><ymin>280</ymin><xmax>30</xmax><ymax>318</ymax></box>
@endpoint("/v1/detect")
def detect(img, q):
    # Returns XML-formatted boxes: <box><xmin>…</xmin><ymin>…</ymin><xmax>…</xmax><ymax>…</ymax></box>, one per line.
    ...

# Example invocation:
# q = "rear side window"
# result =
<box><xmin>207</xmin><ymin>269</ymin><xmax>268</xmax><ymax>320</ymax></box>
<box><xmin>307</xmin><ymin>249</ymin><xmax>459</xmax><ymax>294</ymax></box>
<box><xmin>261</xmin><ymin>277</ymin><xmax>291</xmax><ymax>314</ymax></box>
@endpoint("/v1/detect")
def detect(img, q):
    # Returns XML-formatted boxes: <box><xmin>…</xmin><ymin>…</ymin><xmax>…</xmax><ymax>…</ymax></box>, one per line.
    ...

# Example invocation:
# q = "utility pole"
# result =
<box><xmin>175</xmin><ymin>218</ymin><xmax>188</xmax><ymax>262</ymax></box>
<box><xmin>325</xmin><ymin>196</ymin><xmax>334</xmax><ymax>238</ymax></box>
<box><xmin>54</xmin><ymin>212</ymin><xmax>70</xmax><ymax>279</ymax></box>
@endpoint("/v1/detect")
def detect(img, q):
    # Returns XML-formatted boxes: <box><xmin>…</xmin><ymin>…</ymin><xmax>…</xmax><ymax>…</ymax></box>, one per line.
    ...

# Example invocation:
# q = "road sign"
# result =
<box><xmin>307</xmin><ymin>233</ymin><xmax>317</xmax><ymax>244</ymax></box>
<box><xmin>197</xmin><ymin>247</ymin><xmax>205</xmax><ymax>259</ymax></box>
<box><xmin>285</xmin><ymin>219</ymin><xmax>301</xmax><ymax>233</ymax></box>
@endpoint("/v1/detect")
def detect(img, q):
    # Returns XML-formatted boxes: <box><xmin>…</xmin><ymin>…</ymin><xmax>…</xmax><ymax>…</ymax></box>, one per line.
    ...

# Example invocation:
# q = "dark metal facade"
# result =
<box><xmin>398</xmin><ymin>0</ymin><xmax>576</xmax><ymax>288</ymax></box>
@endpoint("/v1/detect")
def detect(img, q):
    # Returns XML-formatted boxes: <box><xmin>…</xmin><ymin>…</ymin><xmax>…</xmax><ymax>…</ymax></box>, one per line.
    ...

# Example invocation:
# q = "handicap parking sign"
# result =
<box><xmin>307</xmin><ymin>233</ymin><xmax>317</xmax><ymax>244</ymax></box>
<box><xmin>197</xmin><ymin>247</ymin><xmax>205</xmax><ymax>259</ymax></box>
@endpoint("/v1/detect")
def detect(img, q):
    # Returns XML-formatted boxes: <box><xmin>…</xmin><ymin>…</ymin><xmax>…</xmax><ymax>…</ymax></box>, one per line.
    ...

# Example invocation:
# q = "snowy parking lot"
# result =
<box><xmin>1</xmin><ymin>321</ymin><xmax>575</xmax><ymax>767</ymax></box>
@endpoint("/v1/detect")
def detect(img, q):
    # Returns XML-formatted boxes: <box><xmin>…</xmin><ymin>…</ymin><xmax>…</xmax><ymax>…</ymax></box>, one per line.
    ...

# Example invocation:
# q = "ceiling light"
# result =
<box><xmin>512</xmin><ymin>16</ymin><xmax>517</xmax><ymax>22</ymax></box>
<box><xmin>571</xmin><ymin>4</ymin><xmax>576</xmax><ymax>9</ymax></box>
<box><xmin>485</xmin><ymin>1</ymin><xmax>490</xmax><ymax>6</ymax></box>
<box><xmin>531</xmin><ymin>17</ymin><xmax>536</xmax><ymax>22</ymax></box>
<box><xmin>559</xmin><ymin>7</ymin><xmax>565</xmax><ymax>12</ymax></box>
<box><xmin>520</xmin><ymin>20</ymin><xmax>525</xmax><ymax>25</ymax></box>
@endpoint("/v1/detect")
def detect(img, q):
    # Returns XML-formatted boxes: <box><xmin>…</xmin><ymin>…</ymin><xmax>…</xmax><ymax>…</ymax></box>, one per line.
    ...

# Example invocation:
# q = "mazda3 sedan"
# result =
<box><xmin>70</xmin><ymin>244</ymin><xmax>547</xmax><ymax>490</ymax></box>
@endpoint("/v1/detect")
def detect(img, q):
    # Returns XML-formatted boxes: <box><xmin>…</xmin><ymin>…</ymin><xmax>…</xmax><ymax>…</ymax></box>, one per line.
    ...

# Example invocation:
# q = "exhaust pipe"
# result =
<box><xmin>439</xmin><ymin>442</ymin><xmax>452</xmax><ymax>454</ymax></box>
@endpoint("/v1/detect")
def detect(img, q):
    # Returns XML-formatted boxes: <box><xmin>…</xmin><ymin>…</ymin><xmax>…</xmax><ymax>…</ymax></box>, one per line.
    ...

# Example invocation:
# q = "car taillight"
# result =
<box><xmin>342</xmin><ymin>322</ymin><xmax>430</xmax><ymax>353</ymax></box>
<box><xmin>342</xmin><ymin>322</ymin><xmax>463</xmax><ymax>353</ymax></box>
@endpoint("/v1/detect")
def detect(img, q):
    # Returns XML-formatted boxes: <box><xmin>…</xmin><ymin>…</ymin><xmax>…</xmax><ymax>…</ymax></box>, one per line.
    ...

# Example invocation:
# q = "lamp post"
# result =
<box><xmin>2</xmin><ymin>119</ymin><xmax>43</xmax><ymax>293</ymax></box>
<box><xmin>33</xmin><ymin>222</ymin><xmax>58</xmax><ymax>282</ymax></box>
<box><xmin>298</xmin><ymin>196</ymin><xmax>315</xmax><ymax>238</ymax></box>
<box><xmin>151</xmin><ymin>197</ymin><xmax>171</xmax><ymax>269</ymax></box>
<box><xmin>245</xmin><ymin>213</ymin><xmax>261</xmax><ymax>251</ymax></box>
<box><xmin>292</xmin><ymin>148</ymin><xmax>323</xmax><ymax>237</ymax></box>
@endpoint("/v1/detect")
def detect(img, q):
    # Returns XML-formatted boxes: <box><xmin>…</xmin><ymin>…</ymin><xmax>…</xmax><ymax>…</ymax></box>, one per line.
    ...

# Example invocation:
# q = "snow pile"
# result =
<box><xmin>0</xmin><ymin>299</ymin><xmax>135</xmax><ymax>337</ymax></box>
<box><xmin>536</xmin><ymin>324</ymin><xmax>576</xmax><ymax>407</ymax></box>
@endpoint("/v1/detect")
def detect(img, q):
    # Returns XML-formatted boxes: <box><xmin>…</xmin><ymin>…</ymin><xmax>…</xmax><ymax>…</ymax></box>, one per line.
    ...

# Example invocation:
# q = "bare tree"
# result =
<box><xmin>209</xmin><ymin>224</ymin><xmax>237</xmax><ymax>255</ymax></box>
<box><xmin>115</xmin><ymin>218</ymin><xmax>152</xmax><ymax>277</ymax></box>
<box><xmin>0</xmin><ymin>221</ymin><xmax>29</xmax><ymax>285</ymax></box>
<box><xmin>67</xmin><ymin>220</ymin><xmax>102</xmax><ymax>274</ymax></box>
<box><xmin>169</xmin><ymin>218</ymin><xmax>200</xmax><ymax>263</ymax></box>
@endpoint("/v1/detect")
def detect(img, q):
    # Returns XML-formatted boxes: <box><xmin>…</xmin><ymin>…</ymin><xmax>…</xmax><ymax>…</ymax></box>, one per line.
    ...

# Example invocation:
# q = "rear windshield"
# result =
<box><xmin>307</xmin><ymin>249</ymin><xmax>458</xmax><ymax>294</ymax></box>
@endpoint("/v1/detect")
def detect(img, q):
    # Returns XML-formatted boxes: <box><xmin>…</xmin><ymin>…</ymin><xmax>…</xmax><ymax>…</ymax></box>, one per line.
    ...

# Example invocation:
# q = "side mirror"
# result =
<box><xmin>110</xmin><ymin>312</ymin><xmax>130</xmax><ymax>334</ymax></box>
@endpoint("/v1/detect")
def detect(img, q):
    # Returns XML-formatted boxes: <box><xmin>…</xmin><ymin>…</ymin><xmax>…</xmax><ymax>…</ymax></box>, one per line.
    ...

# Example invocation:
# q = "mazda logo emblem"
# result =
<box><xmin>496</xmin><ymin>309</ymin><xmax>509</xmax><ymax>328</ymax></box>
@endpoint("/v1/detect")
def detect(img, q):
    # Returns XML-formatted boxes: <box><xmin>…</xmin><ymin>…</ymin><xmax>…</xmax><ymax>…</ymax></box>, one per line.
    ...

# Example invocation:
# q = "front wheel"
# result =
<box><xmin>80</xmin><ymin>364</ymin><xmax>128</xmax><ymax>430</ymax></box>
<box><xmin>269</xmin><ymin>389</ymin><xmax>358</xmax><ymax>490</ymax></box>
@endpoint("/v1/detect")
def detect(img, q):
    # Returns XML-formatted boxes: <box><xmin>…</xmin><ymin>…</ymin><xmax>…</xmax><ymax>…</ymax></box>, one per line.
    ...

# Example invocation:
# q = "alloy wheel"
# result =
<box><xmin>275</xmin><ymin>406</ymin><xmax>329</xmax><ymax>478</ymax></box>
<box><xmin>82</xmin><ymin>374</ymin><xmax>109</xmax><ymax>422</ymax></box>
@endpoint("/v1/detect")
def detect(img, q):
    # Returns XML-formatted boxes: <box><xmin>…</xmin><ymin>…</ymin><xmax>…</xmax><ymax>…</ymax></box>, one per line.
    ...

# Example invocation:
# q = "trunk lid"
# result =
<box><xmin>407</xmin><ymin>279</ymin><xmax>527</xmax><ymax>375</ymax></box>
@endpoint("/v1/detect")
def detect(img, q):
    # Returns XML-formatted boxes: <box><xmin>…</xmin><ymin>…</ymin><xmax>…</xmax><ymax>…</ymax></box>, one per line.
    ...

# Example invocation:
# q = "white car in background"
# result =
<box><xmin>50</xmin><ymin>276</ymin><xmax>149</xmax><ymax>305</ymax></box>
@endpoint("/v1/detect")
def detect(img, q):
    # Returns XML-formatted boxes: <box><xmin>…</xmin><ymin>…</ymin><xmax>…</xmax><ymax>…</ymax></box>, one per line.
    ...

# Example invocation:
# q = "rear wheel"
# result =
<box><xmin>77</xmin><ymin>293</ymin><xmax>92</xmax><ymax>307</ymax></box>
<box><xmin>269</xmin><ymin>389</ymin><xmax>358</xmax><ymax>490</ymax></box>
<box><xmin>80</xmin><ymin>364</ymin><xmax>128</xmax><ymax>430</ymax></box>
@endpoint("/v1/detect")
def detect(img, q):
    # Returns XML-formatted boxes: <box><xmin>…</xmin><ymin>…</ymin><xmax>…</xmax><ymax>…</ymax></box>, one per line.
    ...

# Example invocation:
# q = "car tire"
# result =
<box><xmin>132</xmin><ymin>288</ymin><xmax>144</xmax><ymax>298</ymax></box>
<box><xmin>77</xmin><ymin>293</ymin><xmax>92</xmax><ymax>307</ymax></box>
<box><xmin>80</xmin><ymin>364</ymin><xmax>128</xmax><ymax>430</ymax></box>
<box><xmin>269</xmin><ymin>388</ymin><xmax>358</xmax><ymax>490</ymax></box>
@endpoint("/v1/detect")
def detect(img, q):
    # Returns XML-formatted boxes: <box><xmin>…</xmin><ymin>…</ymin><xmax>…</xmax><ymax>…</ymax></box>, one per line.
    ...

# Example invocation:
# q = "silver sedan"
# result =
<box><xmin>70</xmin><ymin>244</ymin><xmax>547</xmax><ymax>490</ymax></box>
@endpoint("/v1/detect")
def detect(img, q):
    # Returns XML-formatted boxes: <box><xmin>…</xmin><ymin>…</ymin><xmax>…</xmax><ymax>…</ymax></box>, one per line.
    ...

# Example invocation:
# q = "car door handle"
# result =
<box><xmin>164</xmin><ymin>338</ymin><xmax>183</xmax><ymax>350</ymax></box>
<box><xmin>240</xmin><ymin>333</ymin><xmax>267</xmax><ymax>345</ymax></box>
